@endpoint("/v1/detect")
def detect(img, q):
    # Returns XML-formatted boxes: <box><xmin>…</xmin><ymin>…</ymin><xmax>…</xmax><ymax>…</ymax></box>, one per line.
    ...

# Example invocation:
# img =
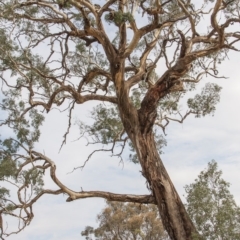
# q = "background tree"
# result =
<box><xmin>185</xmin><ymin>160</ymin><xmax>240</xmax><ymax>240</ymax></box>
<box><xmin>81</xmin><ymin>201</ymin><xmax>169</xmax><ymax>240</ymax></box>
<box><xmin>0</xmin><ymin>0</ymin><xmax>240</xmax><ymax>239</ymax></box>
<box><xmin>83</xmin><ymin>161</ymin><xmax>240</xmax><ymax>240</ymax></box>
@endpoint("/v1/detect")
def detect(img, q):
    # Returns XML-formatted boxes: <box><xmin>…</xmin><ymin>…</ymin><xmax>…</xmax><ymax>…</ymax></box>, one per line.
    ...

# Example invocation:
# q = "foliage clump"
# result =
<box><xmin>82</xmin><ymin>201</ymin><xmax>168</xmax><ymax>240</ymax></box>
<box><xmin>105</xmin><ymin>11</ymin><xmax>134</xmax><ymax>25</ymax></box>
<box><xmin>185</xmin><ymin>160</ymin><xmax>240</xmax><ymax>240</ymax></box>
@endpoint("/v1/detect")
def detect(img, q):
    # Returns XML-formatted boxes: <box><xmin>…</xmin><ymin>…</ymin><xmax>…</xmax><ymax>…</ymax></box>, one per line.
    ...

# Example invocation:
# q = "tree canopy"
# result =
<box><xmin>185</xmin><ymin>160</ymin><xmax>240</xmax><ymax>240</ymax></box>
<box><xmin>81</xmin><ymin>201</ymin><xmax>168</xmax><ymax>240</ymax></box>
<box><xmin>0</xmin><ymin>0</ymin><xmax>240</xmax><ymax>239</ymax></box>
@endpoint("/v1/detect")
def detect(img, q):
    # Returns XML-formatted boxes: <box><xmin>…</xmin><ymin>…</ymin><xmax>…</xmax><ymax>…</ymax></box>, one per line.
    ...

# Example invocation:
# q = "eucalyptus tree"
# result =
<box><xmin>0</xmin><ymin>0</ymin><xmax>240</xmax><ymax>239</ymax></box>
<box><xmin>185</xmin><ymin>160</ymin><xmax>240</xmax><ymax>240</ymax></box>
<box><xmin>81</xmin><ymin>201</ymin><xmax>168</xmax><ymax>240</ymax></box>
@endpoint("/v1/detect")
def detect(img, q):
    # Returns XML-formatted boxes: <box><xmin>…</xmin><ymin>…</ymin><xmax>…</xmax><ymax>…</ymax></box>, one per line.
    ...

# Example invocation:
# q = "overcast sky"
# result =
<box><xmin>3</xmin><ymin>45</ymin><xmax>239</xmax><ymax>240</ymax></box>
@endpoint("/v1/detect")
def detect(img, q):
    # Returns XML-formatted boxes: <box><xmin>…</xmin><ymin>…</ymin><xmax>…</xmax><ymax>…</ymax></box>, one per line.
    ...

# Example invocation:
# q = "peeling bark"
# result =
<box><xmin>118</xmin><ymin>102</ymin><xmax>198</xmax><ymax>239</ymax></box>
<box><xmin>114</xmin><ymin>58</ymin><xmax>199</xmax><ymax>239</ymax></box>
<box><xmin>134</xmin><ymin>132</ymin><xmax>198</xmax><ymax>240</ymax></box>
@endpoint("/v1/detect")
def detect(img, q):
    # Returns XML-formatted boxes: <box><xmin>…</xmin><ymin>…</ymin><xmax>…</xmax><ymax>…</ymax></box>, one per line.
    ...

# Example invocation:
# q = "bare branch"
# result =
<box><xmin>177</xmin><ymin>0</ymin><xmax>198</xmax><ymax>37</ymax></box>
<box><xmin>59</xmin><ymin>101</ymin><xmax>76</xmax><ymax>152</ymax></box>
<box><xmin>66</xmin><ymin>191</ymin><xmax>156</xmax><ymax>204</ymax></box>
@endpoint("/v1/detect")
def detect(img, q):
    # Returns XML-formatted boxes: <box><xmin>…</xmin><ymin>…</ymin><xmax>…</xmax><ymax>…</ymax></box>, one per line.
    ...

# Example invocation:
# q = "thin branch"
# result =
<box><xmin>59</xmin><ymin>101</ymin><xmax>75</xmax><ymax>152</ymax></box>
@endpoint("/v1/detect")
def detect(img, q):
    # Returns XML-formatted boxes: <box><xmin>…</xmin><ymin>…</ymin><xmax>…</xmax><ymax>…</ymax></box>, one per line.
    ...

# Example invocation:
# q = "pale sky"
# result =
<box><xmin>4</xmin><ymin>47</ymin><xmax>239</xmax><ymax>240</ymax></box>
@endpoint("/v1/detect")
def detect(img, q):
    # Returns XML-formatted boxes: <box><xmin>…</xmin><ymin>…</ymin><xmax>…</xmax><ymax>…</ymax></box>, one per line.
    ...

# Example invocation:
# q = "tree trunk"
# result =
<box><xmin>134</xmin><ymin>130</ymin><xmax>198</xmax><ymax>240</ymax></box>
<box><xmin>113</xmin><ymin>60</ymin><xmax>199</xmax><ymax>240</ymax></box>
<box><xmin>117</xmin><ymin>101</ymin><xmax>199</xmax><ymax>239</ymax></box>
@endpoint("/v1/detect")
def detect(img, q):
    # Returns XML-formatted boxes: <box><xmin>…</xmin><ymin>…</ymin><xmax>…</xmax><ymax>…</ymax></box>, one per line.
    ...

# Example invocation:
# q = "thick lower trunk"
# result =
<box><xmin>116</xmin><ymin>96</ymin><xmax>198</xmax><ymax>239</ymax></box>
<box><xmin>113</xmin><ymin>62</ymin><xmax>198</xmax><ymax>239</ymax></box>
<box><xmin>134</xmin><ymin>131</ymin><xmax>198</xmax><ymax>240</ymax></box>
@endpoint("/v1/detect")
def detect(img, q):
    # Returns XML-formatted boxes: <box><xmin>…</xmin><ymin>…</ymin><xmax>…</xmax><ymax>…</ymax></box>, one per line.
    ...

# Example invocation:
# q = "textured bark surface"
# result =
<box><xmin>114</xmin><ymin>64</ymin><xmax>198</xmax><ymax>239</ymax></box>
<box><xmin>120</xmin><ymin>122</ymin><xmax>198</xmax><ymax>239</ymax></box>
<box><xmin>135</xmin><ymin>133</ymin><xmax>197</xmax><ymax>240</ymax></box>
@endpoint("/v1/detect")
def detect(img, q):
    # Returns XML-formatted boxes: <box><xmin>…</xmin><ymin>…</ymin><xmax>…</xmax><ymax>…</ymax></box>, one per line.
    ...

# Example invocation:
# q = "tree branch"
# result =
<box><xmin>66</xmin><ymin>191</ymin><xmax>156</xmax><ymax>204</ymax></box>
